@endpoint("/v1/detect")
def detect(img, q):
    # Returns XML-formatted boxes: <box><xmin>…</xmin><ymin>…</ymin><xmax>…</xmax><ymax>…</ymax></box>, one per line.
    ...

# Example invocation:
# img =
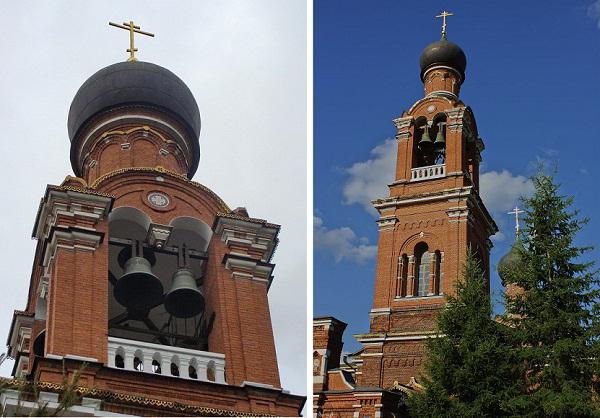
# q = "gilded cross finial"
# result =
<box><xmin>435</xmin><ymin>11</ymin><xmax>454</xmax><ymax>40</ymax></box>
<box><xmin>109</xmin><ymin>20</ymin><xmax>155</xmax><ymax>62</ymax></box>
<box><xmin>508</xmin><ymin>206</ymin><xmax>524</xmax><ymax>237</ymax></box>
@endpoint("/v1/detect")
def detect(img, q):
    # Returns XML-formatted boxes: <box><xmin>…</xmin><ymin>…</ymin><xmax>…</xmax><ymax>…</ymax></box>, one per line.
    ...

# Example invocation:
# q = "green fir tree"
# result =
<box><xmin>501</xmin><ymin>173</ymin><xmax>600</xmax><ymax>417</ymax></box>
<box><xmin>408</xmin><ymin>249</ymin><xmax>517</xmax><ymax>418</ymax></box>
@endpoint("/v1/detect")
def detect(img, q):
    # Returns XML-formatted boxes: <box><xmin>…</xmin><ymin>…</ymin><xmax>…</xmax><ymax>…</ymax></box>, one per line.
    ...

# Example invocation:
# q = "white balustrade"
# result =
<box><xmin>410</xmin><ymin>164</ymin><xmax>446</xmax><ymax>181</ymax></box>
<box><xmin>107</xmin><ymin>336</ymin><xmax>226</xmax><ymax>384</ymax></box>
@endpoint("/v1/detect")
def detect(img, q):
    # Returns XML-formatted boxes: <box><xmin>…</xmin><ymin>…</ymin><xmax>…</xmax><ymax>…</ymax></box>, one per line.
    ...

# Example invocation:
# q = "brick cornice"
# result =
<box><xmin>214</xmin><ymin>214</ymin><xmax>280</xmax><ymax>263</ymax></box>
<box><xmin>32</xmin><ymin>186</ymin><xmax>114</xmax><ymax>241</ymax></box>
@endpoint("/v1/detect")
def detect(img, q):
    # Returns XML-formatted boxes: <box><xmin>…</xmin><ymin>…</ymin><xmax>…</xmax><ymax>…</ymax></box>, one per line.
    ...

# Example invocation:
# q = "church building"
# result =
<box><xmin>2</xmin><ymin>22</ymin><xmax>305</xmax><ymax>417</ymax></box>
<box><xmin>313</xmin><ymin>17</ymin><xmax>497</xmax><ymax>418</ymax></box>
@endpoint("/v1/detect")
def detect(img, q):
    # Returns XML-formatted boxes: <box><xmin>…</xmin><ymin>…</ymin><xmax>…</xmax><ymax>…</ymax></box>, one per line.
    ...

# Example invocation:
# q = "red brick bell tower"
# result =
<box><xmin>3</xmin><ymin>41</ymin><xmax>304</xmax><ymax>416</ymax></box>
<box><xmin>313</xmin><ymin>24</ymin><xmax>497</xmax><ymax>418</ymax></box>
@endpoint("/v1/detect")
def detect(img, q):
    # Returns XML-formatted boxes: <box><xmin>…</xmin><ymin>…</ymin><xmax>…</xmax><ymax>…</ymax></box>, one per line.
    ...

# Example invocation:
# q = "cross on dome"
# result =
<box><xmin>435</xmin><ymin>11</ymin><xmax>454</xmax><ymax>39</ymax></box>
<box><xmin>109</xmin><ymin>20</ymin><xmax>155</xmax><ymax>61</ymax></box>
<box><xmin>508</xmin><ymin>206</ymin><xmax>524</xmax><ymax>237</ymax></box>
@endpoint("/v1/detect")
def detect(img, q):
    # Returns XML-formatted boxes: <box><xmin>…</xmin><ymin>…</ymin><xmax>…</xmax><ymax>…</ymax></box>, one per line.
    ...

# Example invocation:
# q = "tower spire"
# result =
<box><xmin>435</xmin><ymin>11</ymin><xmax>454</xmax><ymax>40</ymax></box>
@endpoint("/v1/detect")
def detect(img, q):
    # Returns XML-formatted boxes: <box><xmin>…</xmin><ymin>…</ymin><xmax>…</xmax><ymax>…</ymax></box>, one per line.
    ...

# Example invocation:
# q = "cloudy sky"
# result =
<box><xmin>314</xmin><ymin>0</ymin><xmax>600</xmax><ymax>353</ymax></box>
<box><xmin>0</xmin><ymin>0</ymin><xmax>307</xmax><ymax>399</ymax></box>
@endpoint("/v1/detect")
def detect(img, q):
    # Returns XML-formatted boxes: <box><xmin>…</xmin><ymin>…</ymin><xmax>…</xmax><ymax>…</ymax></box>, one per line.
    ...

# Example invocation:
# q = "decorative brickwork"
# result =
<box><xmin>5</xmin><ymin>60</ymin><xmax>304</xmax><ymax>416</ymax></box>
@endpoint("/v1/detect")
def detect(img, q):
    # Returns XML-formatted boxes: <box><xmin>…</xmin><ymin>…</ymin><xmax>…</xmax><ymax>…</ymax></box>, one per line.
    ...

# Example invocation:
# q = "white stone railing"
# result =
<box><xmin>107</xmin><ymin>337</ymin><xmax>226</xmax><ymax>384</ymax></box>
<box><xmin>410</xmin><ymin>164</ymin><xmax>446</xmax><ymax>181</ymax></box>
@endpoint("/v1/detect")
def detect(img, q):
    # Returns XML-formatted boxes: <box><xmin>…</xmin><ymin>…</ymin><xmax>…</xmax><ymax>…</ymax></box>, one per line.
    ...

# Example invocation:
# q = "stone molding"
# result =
<box><xmin>214</xmin><ymin>215</ymin><xmax>280</xmax><ymax>263</ymax></box>
<box><xmin>33</xmin><ymin>187</ymin><xmax>113</xmax><ymax>242</ymax></box>
<box><xmin>222</xmin><ymin>254</ymin><xmax>275</xmax><ymax>288</ymax></box>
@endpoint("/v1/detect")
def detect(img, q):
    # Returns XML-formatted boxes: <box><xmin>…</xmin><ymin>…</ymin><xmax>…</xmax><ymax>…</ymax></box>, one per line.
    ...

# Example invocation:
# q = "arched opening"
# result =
<box><xmin>170</xmin><ymin>356</ymin><xmax>180</xmax><ymax>377</ymax></box>
<box><xmin>152</xmin><ymin>353</ymin><xmax>162</xmax><ymax>374</ymax></box>
<box><xmin>207</xmin><ymin>361</ymin><xmax>216</xmax><ymax>382</ymax></box>
<box><xmin>414</xmin><ymin>242</ymin><xmax>430</xmax><ymax>297</ymax></box>
<box><xmin>189</xmin><ymin>359</ymin><xmax>198</xmax><ymax>379</ymax></box>
<box><xmin>431</xmin><ymin>113</ymin><xmax>447</xmax><ymax>165</ymax></box>
<box><xmin>133</xmin><ymin>349</ymin><xmax>144</xmax><ymax>371</ymax></box>
<box><xmin>414</xmin><ymin>117</ymin><xmax>433</xmax><ymax>168</ymax></box>
<box><xmin>115</xmin><ymin>347</ymin><xmax>125</xmax><ymax>369</ymax></box>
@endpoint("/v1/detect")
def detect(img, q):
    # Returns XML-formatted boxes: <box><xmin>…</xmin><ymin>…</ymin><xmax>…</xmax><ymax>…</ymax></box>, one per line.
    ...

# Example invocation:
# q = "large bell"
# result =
<box><xmin>418</xmin><ymin>126</ymin><xmax>433</xmax><ymax>151</ymax></box>
<box><xmin>114</xmin><ymin>256</ymin><xmax>164</xmax><ymax>311</ymax></box>
<box><xmin>433</xmin><ymin>128</ymin><xmax>445</xmax><ymax>152</ymax></box>
<box><xmin>164</xmin><ymin>268</ymin><xmax>205</xmax><ymax>318</ymax></box>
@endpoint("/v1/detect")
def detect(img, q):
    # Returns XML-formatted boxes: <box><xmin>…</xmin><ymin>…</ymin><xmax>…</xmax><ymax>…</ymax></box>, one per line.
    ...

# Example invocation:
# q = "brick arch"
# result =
<box><xmin>131</xmin><ymin>138</ymin><xmax>158</xmax><ymax>168</ymax></box>
<box><xmin>398</xmin><ymin>231</ymin><xmax>442</xmax><ymax>256</ymax></box>
<box><xmin>98</xmin><ymin>142</ymin><xmax>121</xmax><ymax>176</ymax></box>
<box><xmin>407</xmin><ymin>95</ymin><xmax>455</xmax><ymax>116</ymax></box>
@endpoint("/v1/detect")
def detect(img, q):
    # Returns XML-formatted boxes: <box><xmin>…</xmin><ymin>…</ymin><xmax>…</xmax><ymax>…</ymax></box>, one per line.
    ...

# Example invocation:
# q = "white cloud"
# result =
<box><xmin>588</xmin><ymin>1</ymin><xmax>600</xmax><ymax>28</ymax></box>
<box><xmin>342</xmin><ymin>138</ymin><xmax>396</xmax><ymax>215</ymax></box>
<box><xmin>490</xmin><ymin>230</ymin><xmax>506</xmax><ymax>242</ymax></box>
<box><xmin>314</xmin><ymin>216</ymin><xmax>377</xmax><ymax>264</ymax></box>
<box><xmin>341</xmin><ymin>139</ymin><xmax>533</xmax><ymax>220</ymax></box>
<box><xmin>480</xmin><ymin>170</ymin><xmax>534</xmax><ymax>214</ymax></box>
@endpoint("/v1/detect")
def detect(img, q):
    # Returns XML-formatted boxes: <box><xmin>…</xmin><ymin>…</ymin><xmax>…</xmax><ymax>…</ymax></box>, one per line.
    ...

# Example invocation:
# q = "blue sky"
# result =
<box><xmin>314</xmin><ymin>0</ymin><xmax>600</xmax><ymax>354</ymax></box>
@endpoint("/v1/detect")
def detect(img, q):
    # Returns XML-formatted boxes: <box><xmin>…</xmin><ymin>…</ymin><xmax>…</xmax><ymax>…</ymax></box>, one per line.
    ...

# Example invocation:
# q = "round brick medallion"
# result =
<box><xmin>147</xmin><ymin>192</ymin><xmax>170</xmax><ymax>208</ymax></box>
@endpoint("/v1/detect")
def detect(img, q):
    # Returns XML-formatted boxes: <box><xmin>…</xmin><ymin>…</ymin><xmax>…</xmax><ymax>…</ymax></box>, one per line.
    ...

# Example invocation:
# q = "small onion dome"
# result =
<box><xmin>419</xmin><ymin>39</ymin><xmax>467</xmax><ymax>83</ymax></box>
<box><xmin>497</xmin><ymin>238</ymin><xmax>523</xmax><ymax>284</ymax></box>
<box><xmin>67</xmin><ymin>61</ymin><xmax>201</xmax><ymax>177</ymax></box>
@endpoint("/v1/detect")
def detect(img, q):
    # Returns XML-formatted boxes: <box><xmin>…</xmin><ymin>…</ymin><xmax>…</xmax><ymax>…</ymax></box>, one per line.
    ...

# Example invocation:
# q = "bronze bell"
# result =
<box><xmin>418</xmin><ymin>126</ymin><xmax>433</xmax><ymax>151</ymax></box>
<box><xmin>164</xmin><ymin>268</ymin><xmax>205</xmax><ymax>318</ymax></box>
<box><xmin>114</xmin><ymin>256</ymin><xmax>164</xmax><ymax>311</ymax></box>
<box><xmin>433</xmin><ymin>127</ymin><xmax>445</xmax><ymax>152</ymax></box>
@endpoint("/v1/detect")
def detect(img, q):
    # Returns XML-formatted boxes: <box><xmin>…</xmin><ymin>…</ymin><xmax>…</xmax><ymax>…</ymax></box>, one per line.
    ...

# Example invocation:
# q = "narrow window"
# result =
<box><xmin>414</xmin><ymin>243</ymin><xmax>430</xmax><ymax>297</ymax></box>
<box><xmin>434</xmin><ymin>250</ymin><xmax>442</xmax><ymax>295</ymax></box>
<box><xmin>397</xmin><ymin>254</ymin><xmax>408</xmax><ymax>297</ymax></box>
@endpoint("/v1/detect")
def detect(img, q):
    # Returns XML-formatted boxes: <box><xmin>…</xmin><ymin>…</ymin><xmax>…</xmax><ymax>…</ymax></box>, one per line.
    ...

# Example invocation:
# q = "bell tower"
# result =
<box><xmin>3</xmin><ymin>24</ymin><xmax>304</xmax><ymax>417</ymax></box>
<box><xmin>313</xmin><ymin>16</ymin><xmax>498</xmax><ymax>418</ymax></box>
<box><xmin>355</xmin><ymin>31</ymin><xmax>497</xmax><ymax>388</ymax></box>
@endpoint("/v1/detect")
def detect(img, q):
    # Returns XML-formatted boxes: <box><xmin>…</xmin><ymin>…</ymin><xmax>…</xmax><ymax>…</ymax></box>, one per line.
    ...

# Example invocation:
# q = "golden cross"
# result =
<box><xmin>109</xmin><ymin>20</ymin><xmax>155</xmax><ymax>62</ymax></box>
<box><xmin>508</xmin><ymin>206</ymin><xmax>524</xmax><ymax>236</ymax></box>
<box><xmin>435</xmin><ymin>11</ymin><xmax>454</xmax><ymax>39</ymax></box>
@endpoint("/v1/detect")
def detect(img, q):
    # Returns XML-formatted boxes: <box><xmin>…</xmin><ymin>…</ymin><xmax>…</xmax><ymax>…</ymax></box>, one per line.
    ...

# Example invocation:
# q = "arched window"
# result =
<box><xmin>414</xmin><ymin>243</ymin><xmax>430</xmax><ymax>297</ymax></box>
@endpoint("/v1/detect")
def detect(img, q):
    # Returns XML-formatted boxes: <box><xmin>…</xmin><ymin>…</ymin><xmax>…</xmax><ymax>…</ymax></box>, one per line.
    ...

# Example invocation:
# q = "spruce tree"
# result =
<box><xmin>501</xmin><ymin>173</ymin><xmax>600</xmax><ymax>417</ymax></box>
<box><xmin>408</xmin><ymin>249</ymin><xmax>517</xmax><ymax>418</ymax></box>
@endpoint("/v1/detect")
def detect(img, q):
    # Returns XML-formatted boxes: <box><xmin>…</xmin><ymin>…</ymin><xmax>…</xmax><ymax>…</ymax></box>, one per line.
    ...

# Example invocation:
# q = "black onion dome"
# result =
<box><xmin>68</xmin><ymin>61</ymin><xmax>201</xmax><ymax>176</ymax></box>
<box><xmin>419</xmin><ymin>39</ymin><xmax>467</xmax><ymax>82</ymax></box>
<box><xmin>497</xmin><ymin>238</ymin><xmax>523</xmax><ymax>284</ymax></box>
